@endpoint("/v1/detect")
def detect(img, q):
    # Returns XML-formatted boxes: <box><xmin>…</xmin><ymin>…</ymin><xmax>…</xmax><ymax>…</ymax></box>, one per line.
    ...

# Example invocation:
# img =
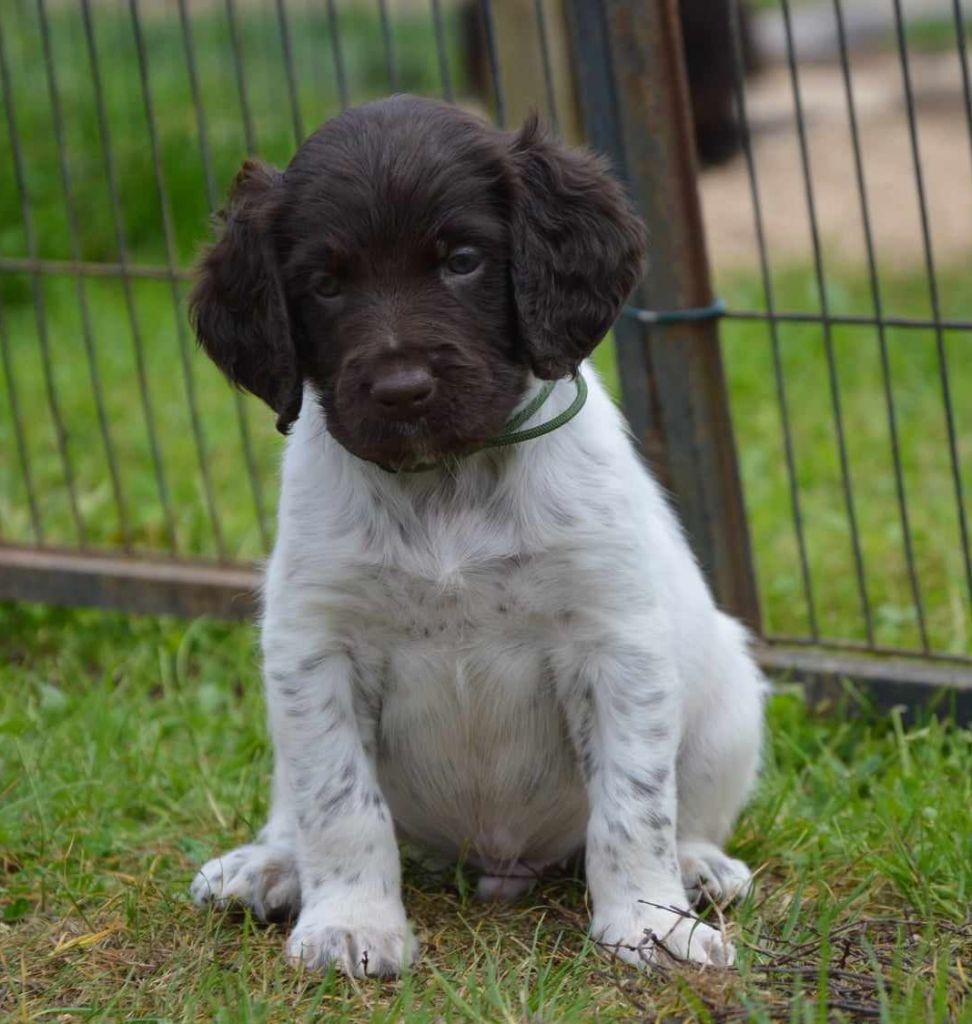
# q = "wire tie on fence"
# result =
<box><xmin>622</xmin><ymin>297</ymin><xmax>727</xmax><ymax>326</ymax></box>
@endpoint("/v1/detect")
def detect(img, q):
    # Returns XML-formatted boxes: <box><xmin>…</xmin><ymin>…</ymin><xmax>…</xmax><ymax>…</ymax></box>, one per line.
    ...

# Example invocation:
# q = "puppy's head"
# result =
<box><xmin>191</xmin><ymin>95</ymin><xmax>645</xmax><ymax>468</ymax></box>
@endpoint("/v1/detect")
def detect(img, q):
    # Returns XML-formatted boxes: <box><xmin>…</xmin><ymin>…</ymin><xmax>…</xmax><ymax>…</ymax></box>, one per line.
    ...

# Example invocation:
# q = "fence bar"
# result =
<box><xmin>0</xmin><ymin>256</ymin><xmax>189</xmax><ymax>282</ymax></box>
<box><xmin>224</xmin><ymin>0</ymin><xmax>256</xmax><ymax>156</ymax></box>
<box><xmin>725</xmin><ymin>308</ymin><xmax>972</xmax><ymax>332</ymax></box>
<box><xmin>727</xmin><ymin>0</ymin><xmax>817</xmax><ymax>639</ymax></box>
<box><xmin>891</xmin><ymin>0</ymin><xmax>972</xmax><ymax>612</ymax></box>
<box><xmin>780</xmin><ymin>0</ymin><xmax>873</xmax><ymax>646</ymax></box>
<box><xmin>0</xmin><ymin>17</ymin><xmax>87</xmax><ymax>547</ymax></box>
<box><xmin>954</xmin><ymin>0</ymin><xmax>972</xmax><ymax>182</ymax></box>
<box><xmin>326</xmin><ymin>0</ymin><xmax>350</xmax><ymax>110</ymax></box>
<box><xmin>274</xmin><ymin>0</ymin><xmax>304</xmax><ymax>145</ymax></box>
<box><xmin>181</xmin><ymin>0</ymin><xmax>270</xmax><ymax>554</ymax></box>
<box><xmin>767</xmin><ymin>632</ymin><xmax>972</xmax><ymax>666</ymax></box>
<box><xmin>0</xmin><ymin>266</ymin><xmax>961</xmax><ymax>331</ymax></box>
<box><xmin>566</xmin><ymin>0</ymin><xmax>760</xmax><ymax>631</ymax></box>
<box><xmin>78</xmin><ymin>0</ymin><xmax>177</xmax><ymax>554</ymax></box>
<box><xmin>129</xmin><ymin>0</ymin><xmax>226</xmax><ymax>560</ymax></box>
<box><xmin>377</xmin><ymin>0</ymin><xmax>399</xmax><ymax>92</ymax></box>
<box><xmin>533</xmin><ymin>0</ymin><xmax>560</xmax><ymax>134</ymax></box>
<box><xmin>759</xmin><ymin>643</ymin><xmax>972</xmax><ymax>724</ymax></box>
<box><xmin>36</xmin><ymin>0</ymin><xmax>132</xmax><ymax>551</ymax></box>
<box><xmin>478</xmin><ymin>0</ymin><xmax>507</xmax><ymax>128</ymax></box>
<box><xmin>177</xmin><ymin>0</ymin><xmax>219</xmax><ymax>213</ymax></box>
<box><xmin>0</xmin><ymin>302</ymin><xmax>43</xmax><ymax>543</ymax></box>
<box><xmin>429</xmin><ymin>0</ymin><xmax>454</xmax><ymax>102</ymax></box>
<box><xmin>0</xmin><ymin>544</ymin><xmax>258</xmax><ymax>620</ymax></box>
<box><xmin>833</xmin><ymin>0</ymin><xmax>927</xmax><ymax>651</ymax></box>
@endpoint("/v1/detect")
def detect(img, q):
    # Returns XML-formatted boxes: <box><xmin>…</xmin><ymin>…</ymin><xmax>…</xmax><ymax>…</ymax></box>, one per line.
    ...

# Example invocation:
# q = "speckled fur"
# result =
<box><xmin>191</xmin><ymin>368</ymin><xmax>767</xmax><ymax>975</ymax></box>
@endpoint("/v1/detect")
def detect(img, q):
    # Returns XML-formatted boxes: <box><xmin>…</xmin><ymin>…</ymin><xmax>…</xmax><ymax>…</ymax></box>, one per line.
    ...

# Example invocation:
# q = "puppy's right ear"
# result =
<box><xmin>190</xmin><ymin>160</ymin><xmax>303</xmax><ymax>434</ymax></box>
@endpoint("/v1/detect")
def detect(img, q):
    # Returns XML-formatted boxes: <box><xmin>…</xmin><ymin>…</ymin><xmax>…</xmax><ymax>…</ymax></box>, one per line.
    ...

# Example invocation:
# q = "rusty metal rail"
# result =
<box><xmin>0</xmin><ymin>544</ymin><xmax>258</xmax><ymax>620</ymax></box>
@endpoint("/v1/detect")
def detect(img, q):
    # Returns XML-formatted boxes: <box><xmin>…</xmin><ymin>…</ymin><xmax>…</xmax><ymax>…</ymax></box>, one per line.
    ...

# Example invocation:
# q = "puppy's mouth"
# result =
<box><xmin>321</xmin><ymin>366</ymin><xmax>532</xmax><ymax>471</ymax></box>
<box><xmin>327</xmin><ymin>413</ymin><xmax>501</xmax><ymax>472</ymax></box>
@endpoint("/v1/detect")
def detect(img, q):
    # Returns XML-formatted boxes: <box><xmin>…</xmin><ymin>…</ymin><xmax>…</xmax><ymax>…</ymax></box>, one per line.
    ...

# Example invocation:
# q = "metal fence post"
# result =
<box><xmin>566</xmin><ymin>0</ymin><xmax>761</xmax><ymax>631</ymax></box>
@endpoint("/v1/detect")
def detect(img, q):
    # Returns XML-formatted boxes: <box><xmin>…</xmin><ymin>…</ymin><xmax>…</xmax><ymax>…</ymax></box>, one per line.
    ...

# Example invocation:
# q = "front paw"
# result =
<box><xmin>285</xmin><ymin>901</ymin><xmax>418</xmax><ymax>977</ymax></box>
<box><xmin>593</xmin><ymin>905</ymin><xmax>735</xmax><ymax>969</ymax></box>
<box><xmin>190</xmin><ymin>843</ymin><xmax>300</xmax><ymax>922</ymax></box>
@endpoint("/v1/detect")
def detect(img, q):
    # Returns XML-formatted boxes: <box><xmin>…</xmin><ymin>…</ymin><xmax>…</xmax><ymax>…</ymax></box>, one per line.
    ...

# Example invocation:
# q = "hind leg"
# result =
<box><xmin>678</xmin><ymin>840</ymin><xmax>754</xmax><ymax>907</ymax></box>
<box><xmin>677</xmin><ymin>613</ymin><xmax>766</xmax><ymax>906</ymax></box>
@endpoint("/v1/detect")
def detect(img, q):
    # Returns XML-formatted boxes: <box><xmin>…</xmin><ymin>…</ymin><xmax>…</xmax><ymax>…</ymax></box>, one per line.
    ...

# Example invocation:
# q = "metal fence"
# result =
<box><xmin>0</xmin><ymin>0</ymin><xmax>970</xmax><ymax>712</ymax></box>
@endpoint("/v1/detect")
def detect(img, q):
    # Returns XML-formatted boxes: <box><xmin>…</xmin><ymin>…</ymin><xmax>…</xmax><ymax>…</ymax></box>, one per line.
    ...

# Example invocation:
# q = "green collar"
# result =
<box><xmin>376</xmin><ymin>374</ymin><xmax>588</xmax><ymax>474</ymax></box>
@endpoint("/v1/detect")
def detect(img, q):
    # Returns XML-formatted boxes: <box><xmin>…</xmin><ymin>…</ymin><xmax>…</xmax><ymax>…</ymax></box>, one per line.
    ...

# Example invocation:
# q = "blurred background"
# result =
<box><xmin>0</xmin><ymin>0</ymin><xmax>970</xmax><ymax>663</ymax></box>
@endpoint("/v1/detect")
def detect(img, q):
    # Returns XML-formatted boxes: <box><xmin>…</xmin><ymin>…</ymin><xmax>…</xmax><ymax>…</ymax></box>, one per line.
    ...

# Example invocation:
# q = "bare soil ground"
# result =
<box><xmin>701</xmin><ymin>49</ymin><xmax>972</xmax><ymax>278</ymax></box>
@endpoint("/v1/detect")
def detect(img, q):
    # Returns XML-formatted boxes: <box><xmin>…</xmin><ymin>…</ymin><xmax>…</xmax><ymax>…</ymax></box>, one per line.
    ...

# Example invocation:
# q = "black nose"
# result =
<box><xmin>370</xmin><ymin>367</ymin><xmax>435</xmax><ymax>416</ymax></box>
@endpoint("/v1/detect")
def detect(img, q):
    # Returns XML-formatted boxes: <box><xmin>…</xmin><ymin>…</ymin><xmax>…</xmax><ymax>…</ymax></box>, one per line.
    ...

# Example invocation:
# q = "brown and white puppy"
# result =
<box><xmin>189</xmin><ymin>95</ymin><xmax>765</xmax><ymax>977</ymax></box>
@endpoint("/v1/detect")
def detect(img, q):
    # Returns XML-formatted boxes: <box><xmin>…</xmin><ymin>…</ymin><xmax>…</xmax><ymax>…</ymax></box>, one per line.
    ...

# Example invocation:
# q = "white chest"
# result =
<box><xmin>332</xmin><ymin>553</ymin><xmax>588</xmax><ymax>867</ymax></box>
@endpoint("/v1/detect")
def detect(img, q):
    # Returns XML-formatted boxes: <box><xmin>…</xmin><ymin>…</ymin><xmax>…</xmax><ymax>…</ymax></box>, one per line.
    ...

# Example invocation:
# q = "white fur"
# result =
<box><xmin>191</xmin><ymin>366</ymin><xmax>767</xmax><ymax>975</ymax></box>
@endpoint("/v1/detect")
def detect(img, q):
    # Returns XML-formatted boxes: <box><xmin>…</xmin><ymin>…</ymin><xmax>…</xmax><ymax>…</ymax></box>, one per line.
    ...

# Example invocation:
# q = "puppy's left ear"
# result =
<box><xmin>509</xmin><ymin>116</ymin><xmax>647</xmax><ymax>379</ymax></box>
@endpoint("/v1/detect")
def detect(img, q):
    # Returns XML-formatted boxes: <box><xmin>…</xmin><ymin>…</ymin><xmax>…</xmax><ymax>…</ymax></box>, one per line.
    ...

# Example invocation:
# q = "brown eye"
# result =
<box><xmin>317</xmin><ymin>273</ymin><xmax>341</xmax><ymax>298</ymax></box>
<box><xmin>445</xmin><ymin>247</ymin><xmax>482</xmax><ymax>276</ymax></box>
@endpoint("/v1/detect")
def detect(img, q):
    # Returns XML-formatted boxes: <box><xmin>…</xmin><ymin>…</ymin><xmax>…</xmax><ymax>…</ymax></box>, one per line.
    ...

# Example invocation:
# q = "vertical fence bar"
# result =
<box><xmin>274</xmin><ymin>0</ymin><xmax>304</xmax><ymax>145</ymax></box>
<box><xmin>726</xmin><ymin>0</ymin><xmax>817</xmax><ymax>639</ymax></box>
<box><xmin>0</xmin><ymin>16</ymin><xmax>87</xmax><ymax>547</ymax></box>
<box><xmin>478</xmin><ymin>0</ymin><xmax>507</xmax><ymax>128</ymax></box>
<box><xmin>176</xmin><ymin>0</ymin><xmax>219</xmax><ymax>213</ymax></box>
<box><xmin>36</xmin><ymin>0</ymin><xmax>132</xmax><ymax>551</ymax></box>
<box><xmin>326</xmin><ymin>0</ymin><xmax>350</xmax><ymax>110</ymax></box>
<box><xmin>565</xmin><ymin>0</ymin><xmax>760</xmax><ymax>630</ymax></box>
<box><xmin>128</xmin><ymin>0</ymin><xmax>227</xmax><ymax>561</ymax></box>
<box><xmin>430</xmin><ymin>0</ymin><xmax>454</xmax><ymax>102</ymax></box>
<box><xmin>79</xmin><ymin>0</ymin><xmax>176</xmax><ymax>554</ymax></box>
<box><xmin>832</xmin><ymin>0</ymin><xmax>928</xmax><ymax>651</ymax></box>
<box><xmin>377</xmin><ymin>0</ymin><xmax>399</xmax><ymax>92</ymax></box>
<box><xmin>779</xmin><ymin>0</ymin><xmax>873</xmax><ymax>645</ymax></box>
<box><xmin>952</xmin><ymin>0</ymin><xmax>972</xmax><ymax>175</ymax></box>
<box><xmin>178</xmin><ymin>0</ymin><xmax>268</xmax><ymax>552</ymax></box>
<box><xmin>533</xmin><ymin>0</ymin><xmax>560</xmax><ymax>134</ymax></box>
<box><xmin>891</xmin><ymin>0</ymin><xmax>972</xmax><ymax>610</ymax></box>
<box><xmin>0</xmin><ymin>299</ymin><xmax>44</xmax><ymax>543</ymax></box>
<box><xmin>224</xmin><ymin>0</ymin><xmax>256</xmax><ymax>156</ymax></box>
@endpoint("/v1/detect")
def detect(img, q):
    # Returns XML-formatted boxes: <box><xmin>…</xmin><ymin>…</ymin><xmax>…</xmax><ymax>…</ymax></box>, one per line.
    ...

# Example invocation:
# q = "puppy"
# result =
<box><xmin>189</xmin><ymin>95</ymin><xmax>765</xmax><ymax>976</ymax></box>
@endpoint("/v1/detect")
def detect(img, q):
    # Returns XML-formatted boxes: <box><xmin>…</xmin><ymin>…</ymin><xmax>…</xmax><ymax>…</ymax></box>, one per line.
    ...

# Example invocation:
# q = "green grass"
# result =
<box><xmin>0</xmin><ymin>0</ymin><xmax>467</xmax><ymax>272</ymax></box>
<box><xmin>720</xmin><ymin>265</ymin><xmax>972</xmax><ymax>655</ymax></box>
<box><xmin>1</xmin><ymin>602</ymin><xmax>969</xmax><ymax>1022</ymax></box>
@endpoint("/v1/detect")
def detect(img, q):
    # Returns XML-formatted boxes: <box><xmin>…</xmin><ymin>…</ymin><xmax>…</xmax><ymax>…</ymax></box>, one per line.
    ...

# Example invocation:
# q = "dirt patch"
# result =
<box><xmin>700</xmin><ymin>49</ymin><xmax>972</xmax><ymax>277</ymax></box>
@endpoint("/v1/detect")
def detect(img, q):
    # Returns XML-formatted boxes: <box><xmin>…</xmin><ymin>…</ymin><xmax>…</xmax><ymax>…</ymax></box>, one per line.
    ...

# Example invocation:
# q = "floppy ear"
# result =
<box><xmin>189</xmin><ymin>159</ymin><xmax>303</xmax><ymax>434</ymax></box>
<box><xmin>509</xmin><ymin>116</ymin><xmax>647</xmax><ymax>379</ymax></box>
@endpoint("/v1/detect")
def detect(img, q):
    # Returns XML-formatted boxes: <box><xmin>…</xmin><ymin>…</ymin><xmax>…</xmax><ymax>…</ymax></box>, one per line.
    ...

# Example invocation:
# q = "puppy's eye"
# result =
<box><xmin>445</xmin><ymin>247</ymin><xmax>482</xmax><ymax>276</ymax></box>
<box><xmin>316</xmin><ymin>274</ymin><xmax>341</xmax><ymax>298</ymax></box>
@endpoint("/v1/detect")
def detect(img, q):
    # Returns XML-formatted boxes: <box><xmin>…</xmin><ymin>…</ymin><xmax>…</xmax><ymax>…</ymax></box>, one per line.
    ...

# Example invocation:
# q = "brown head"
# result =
<box><xmin>190</xmin><ymin>95</ymin><xmax>645</xmax><ymax>469</ymax></box>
